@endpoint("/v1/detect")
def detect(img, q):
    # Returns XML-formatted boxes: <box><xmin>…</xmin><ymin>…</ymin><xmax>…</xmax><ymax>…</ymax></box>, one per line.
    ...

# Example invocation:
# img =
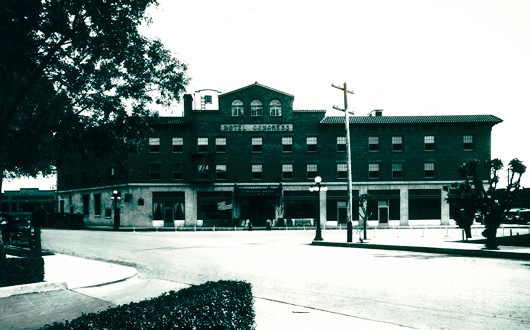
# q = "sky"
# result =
<box><xmin>3</xmin><ymin>0</ymin><xmax>530</xmax><ymax>191</ymax></box>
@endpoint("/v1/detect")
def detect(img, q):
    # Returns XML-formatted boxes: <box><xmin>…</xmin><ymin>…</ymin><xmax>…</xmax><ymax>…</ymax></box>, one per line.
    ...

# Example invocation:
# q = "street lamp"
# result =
<box><xmin>309</xmin><ymin>176</ymin><xmax>327</xmax><ymax>241</ymax></box>
<box><xmin>110</xmin><ymin>190</ymin><xmax>121</xmax><ymax>230</ymax></box>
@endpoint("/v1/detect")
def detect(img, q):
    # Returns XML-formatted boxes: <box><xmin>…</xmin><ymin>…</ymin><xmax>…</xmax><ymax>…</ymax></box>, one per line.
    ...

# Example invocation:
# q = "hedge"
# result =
<box><xmin>0</xmin><ymin>257</ymin><xmax>45</xmax><ymax>287</ymax></box>
<box><xmin>43</xmin><ymin>280</ymin><xmax>256</xmax><ymax>329</ymax></box>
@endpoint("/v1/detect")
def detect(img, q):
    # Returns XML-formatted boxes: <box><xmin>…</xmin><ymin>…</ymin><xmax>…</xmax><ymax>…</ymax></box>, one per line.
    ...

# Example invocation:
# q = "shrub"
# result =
<box><xmin>43</xmin><ymin>280</ymin><xmax>255</xmax><ymax>329</ymax></box>
<box><xmin>0</xmin><ymin>257</ymin><xmax>45</xmax><ymax>287</ymax></box>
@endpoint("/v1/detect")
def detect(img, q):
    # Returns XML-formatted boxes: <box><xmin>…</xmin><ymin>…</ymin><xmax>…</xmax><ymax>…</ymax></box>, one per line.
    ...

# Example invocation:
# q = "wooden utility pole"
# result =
<box><xmin>332</xmin><ymin>82</ymin><xmax>354</xmax><ymax>242</ymax></box>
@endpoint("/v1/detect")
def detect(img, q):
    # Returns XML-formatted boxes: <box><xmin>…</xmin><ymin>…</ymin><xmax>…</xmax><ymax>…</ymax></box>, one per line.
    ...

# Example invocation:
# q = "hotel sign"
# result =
<box><xmin>221</xmin><ymin>124</ymin><xmax>293</xmax><ymax>132</ymax></box>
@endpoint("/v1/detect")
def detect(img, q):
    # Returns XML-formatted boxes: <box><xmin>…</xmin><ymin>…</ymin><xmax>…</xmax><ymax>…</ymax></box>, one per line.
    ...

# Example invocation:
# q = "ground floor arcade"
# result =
<box><xmin>57</xmin><ymin>181</ymin><xmax>454</xmax><ymax>228</ymax></box>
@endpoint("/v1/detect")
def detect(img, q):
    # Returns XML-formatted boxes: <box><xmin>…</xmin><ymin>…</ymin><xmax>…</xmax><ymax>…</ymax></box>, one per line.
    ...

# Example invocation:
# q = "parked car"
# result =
<box><xmin>504</xmin><ymin>208</ymin><xmax>530</xmax><ymax>225</ymax></box>
<box><xmin>0</xmin><ymin>212</ymin><xmax>33</xmax><ymax>246</ymax></box>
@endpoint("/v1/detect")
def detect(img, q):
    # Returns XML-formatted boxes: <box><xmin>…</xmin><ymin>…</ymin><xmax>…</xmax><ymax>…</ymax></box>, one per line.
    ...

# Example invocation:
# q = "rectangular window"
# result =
<box><xmin>204</xmin><ymin>95</ymin><xmax>212</xmax><ymax>104</ymax></box>
<box><xmin>149</xmin><ymin>164</ymin><xmax>161</xmax><ymax>180</ymax></box>
<box><xmin>392</xmin><ymin>136</ymin><xmax>403</xmax><ymax>152</ymax></box>
<box><xmin>270</xmin><ymin>100</ymin><xmax>282</xmax><ymax>116</ymax></box>
<box><xmin>306</xmin><ymin>136</ymin><xmax>317</xmax><ymax>152</ymax></box>
<box><xmin>172</xmin><ymin>137</ymin><xmax>183</xmax><ymax>153</ymax></box>
<box><xmin>369</xmin><ymin>163</ymin><xmax>379</xmax><ymax>179</ymax></box>
<box><xmin>337</xmin><ymin>136</ymin><xmax>346</xmax><ymax>152</ymax></box>
<box><xmin>173</xmin><ymin>164</ymin><xmax>183</xmax><ymax>180</ymax></box>
<box><xmin>463</xmin><ymin>135</ymin><xmax>474</xmax><ymax>150</ymax></box>
<box><xmin>252</xmin><ymin>164</ymin><xmax>262</xmax><ymax>180</ymax></box>
<box><xmin>252</xmin><ymin>137</ymin><xmax>263</xmax><ymax>153</ymax></box>
<box><xmin>109</xmin><ymin>167</ymin><xmax>115</xmax><ymax>182</ymax></box>
<box><xmin>337</xmin><ymin>163</ymin><xmax>347</xmax><ymax>179</ymax></box>
<box><xmin>82</xmin><ymin>195</ymin><xmax>89</xmax><ymax>216</ymax></box>
<box><xmin>198</xmin><ymin>164</ymin><xmax>209</xmax><ymax>180</ymax></box>
<box><xmin>251</xmin><ymin>101</ymin><xmax>263</xmax><ymax>116</ymax></box>
<box><xmin>94</xmin><ymin>194</ymin><xmax>101</xmax><ymax>216</ymax></box>
<box><xmin>307</xmin><ymin>163</ymin><xmax>318</xmax><ymax>179</ymax></box>
<box><xmin>368</xmin><ymin>136</ymin><xmax>379</xmax><ymax>152</ymax></box>
<box><xmin>424</xmin><ymin>162</ymin><xmax>436</xmax><ymax>178</ymax></box>
<box><xmin>424</xmin><ymin>135</ymin><xmax>435</xmax><ymax>151</ymax></box>
<box><xmin>216</xmin><ymin>164</ymin><xmax>227</xmax><ymax>180</ymax></box>
<box><xmin>232</xmin><ymin>101</ymin><xmax>244</xmax><ymax>116</ymax></box>
<box><xmin>392</xmin><ymin>163</ymin><xmax>403</xmax><ymax>179</ymax></box>
<box><xmin>282</xmin><ymin>164</ymin><xmax>293</xmax><ymax>180</ymax></box>
<box><xmin>215</xmin><ymin>137</ymin><xmax>226</xmax><ymax>153</ymax></box>
<box><xmin>197</xmin><ymin>137</ymin><xmax>208</xmax><ymax>153</ymax></box>
<box><xmin>282</xmin><ymin>137</ymin><xmax>293</xmax><ymax>152</ymax></box>
<box><xmin>149</xmin><ymin>137</ymin><xmax>160</xmax><ymax>153</ymax></box>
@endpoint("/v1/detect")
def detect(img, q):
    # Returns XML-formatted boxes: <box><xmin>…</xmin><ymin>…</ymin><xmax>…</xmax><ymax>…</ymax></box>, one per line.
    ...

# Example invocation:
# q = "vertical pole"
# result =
<box><xmin>314</xmin><ymin>188</ymin><xmax>323</xmax><ymax>241</ymax></box>
<box><xmin>343</xmin><ymin>82</ymin><xmax>354</xmax><ymax>241</ymax></box>
<box><xmin>333</xmin><ymin>82</ymin><xmax>354</xmax><ymax>242</ymax></box>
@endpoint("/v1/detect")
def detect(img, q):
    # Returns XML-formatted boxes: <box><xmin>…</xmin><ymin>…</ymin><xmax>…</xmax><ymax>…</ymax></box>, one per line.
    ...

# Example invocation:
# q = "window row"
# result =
<box><xmin>148</xmin><ymin>162</ymin><xmax>438</xmax><ymax>181</ymax></box>
<box><xmin>365</xmin><ymin>135</ymin><xmax>475</xmax><ymax>152</ymax></box>
<box><xmin>358</xmin><ymin>162</ymin><xmax>436</xmax><ymax>179</ymax></box>
<box><xmin>72</xmin><ymin>166</ymin><xmax>124</xmax><ymax>187</ymax></box>
<box><xmin>231</xmin><ymin>99</ymin><xmax>282</xmax><ymax>117</ymax></box>
<box><xmin>149</xmin><ymin>136</ymin><xmax>318</xmax><ymax>153</ymax></box>
<box><xmin>149</xmin><ymin>134</ymin><xmax>475</xmax><ymax>154</ymax></box>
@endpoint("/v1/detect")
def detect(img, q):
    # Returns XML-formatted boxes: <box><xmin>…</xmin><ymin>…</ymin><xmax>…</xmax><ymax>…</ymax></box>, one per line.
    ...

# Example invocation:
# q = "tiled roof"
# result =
<box><xmin>293</xmin><ymin>109</ymin><xmax>327</xmax><ymax>113</ymax></box>
<box><xmin>320</xmin><ymin>114</ymin><xmax>503</xmax><ymax>125</ymax></box>
<box><xmin>219</xmin><ymin>82</ymin><xmax>295</xmax><ymax>98</ymax></box>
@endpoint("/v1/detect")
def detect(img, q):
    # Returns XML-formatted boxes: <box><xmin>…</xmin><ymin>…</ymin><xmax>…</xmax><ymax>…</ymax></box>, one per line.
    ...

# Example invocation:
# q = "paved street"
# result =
<box><xmin>42</xmin><ymin>228</ymin><xmax>530</xmax><ymax>329</ymax></box>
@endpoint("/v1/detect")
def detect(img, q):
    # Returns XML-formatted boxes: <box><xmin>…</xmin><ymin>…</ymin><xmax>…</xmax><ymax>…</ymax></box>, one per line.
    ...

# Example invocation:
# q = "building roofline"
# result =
<box><xmin>219</xmin><ymin>82</ymin><xmax>295</xmax><ymax>98</ymax></box>
<box><xmin>320</xmin><ymin>114</ymin><xmax>503</xmax><ymax>125</ymax></box>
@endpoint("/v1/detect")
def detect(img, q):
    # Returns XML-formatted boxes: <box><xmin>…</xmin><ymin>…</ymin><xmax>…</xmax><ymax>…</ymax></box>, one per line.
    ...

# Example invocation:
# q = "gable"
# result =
<box><xmin>219</xmin><ymin>82</ymin><xmax>294</xmax><ymax>99</ymax></box>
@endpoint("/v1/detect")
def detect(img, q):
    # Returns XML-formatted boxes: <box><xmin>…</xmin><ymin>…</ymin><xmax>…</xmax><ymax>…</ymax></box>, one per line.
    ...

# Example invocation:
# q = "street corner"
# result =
<box><xmin>44</xmin><ymin>254</ymin><xmax>138</xmax><ymax>289</ymax></box>
<box><xmin>0</xmin><ymin>281</ymin><xmax>67</xmax><ymax>299</ymax></box>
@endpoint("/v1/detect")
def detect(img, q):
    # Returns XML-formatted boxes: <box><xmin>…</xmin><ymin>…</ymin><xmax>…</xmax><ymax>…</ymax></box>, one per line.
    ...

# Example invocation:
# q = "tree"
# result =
<box><xmin>0</xmin><ymin>0</ymin><xmax>188</xmax><ymax>259</ymax></box>
<box><xmin>354</xmin><ymin>193</ymin><xmax>370</xmax><ymax>242</ymax></box>
<box><xmin>445</xmin><ymin>181</ymin><xmax>477</xmax><ymax>240</ymax></box>
<box><xmin>446</xmin><ymin>159</ymin><xmax>526</xmax><ymax>249</ymax></box>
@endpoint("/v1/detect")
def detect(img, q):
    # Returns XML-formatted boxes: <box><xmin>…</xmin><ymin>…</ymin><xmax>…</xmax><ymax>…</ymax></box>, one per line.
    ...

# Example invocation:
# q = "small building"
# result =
<box><xmin>56</xmin><ymin>82</ymin><xmax>502</xmax><ymax>228</ymax></box>
<box><xmin>1</xmin><ymin>188</ymin><xmax>56</xmax><ymax>214</ymax></box>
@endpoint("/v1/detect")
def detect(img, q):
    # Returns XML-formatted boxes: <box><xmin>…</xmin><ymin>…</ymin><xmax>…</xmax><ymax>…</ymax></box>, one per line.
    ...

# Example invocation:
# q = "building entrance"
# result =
<box><xmin>240</xmin><ymin>196</ymin><xmax>275</xmax><ymax>227</ymax></box>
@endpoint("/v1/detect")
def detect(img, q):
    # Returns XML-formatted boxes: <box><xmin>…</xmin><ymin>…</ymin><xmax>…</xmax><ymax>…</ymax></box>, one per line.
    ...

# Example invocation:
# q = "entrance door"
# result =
<box><xmin>240</xmin><ymin>196</ymin><xmax>275</xmax><ymax>227</ymax></box>
<box><xmin>337</xmin><ymin>201</ymin><xmax>347</xmax><ymax>224</ymax></box>
<box><xmin>378</xmin><ymin>200</ymin><xmax>389</xmax><ymax>224</ymax></box>
<box><xmin>164</xmin><ymin>206</ymin><xmax>173</xmax><ymax>227</ymax></box>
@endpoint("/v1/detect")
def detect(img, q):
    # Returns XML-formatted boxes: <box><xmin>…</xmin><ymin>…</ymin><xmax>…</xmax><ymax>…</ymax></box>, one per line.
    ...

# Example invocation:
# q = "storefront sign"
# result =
<box><xmin>221</xmin><ymin>124</ymin><xmax>293</xmax><ymax>132</ymax></box>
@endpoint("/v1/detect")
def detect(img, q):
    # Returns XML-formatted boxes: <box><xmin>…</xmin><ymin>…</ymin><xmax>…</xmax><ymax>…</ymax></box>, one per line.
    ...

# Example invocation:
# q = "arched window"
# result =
<box><xmin>231</xmin><ymin>99</ymin><xmax>244</xmax><ymax>116</ymax></box>
<box><xmin>250</xmin><ymin>100</ymin><xmax>263</xmax><ymax>116</ymax></box>
<box><xmin>269</xmin><ymin>99</ymin><xmax>282</xmax><ymax>116</ymax></box>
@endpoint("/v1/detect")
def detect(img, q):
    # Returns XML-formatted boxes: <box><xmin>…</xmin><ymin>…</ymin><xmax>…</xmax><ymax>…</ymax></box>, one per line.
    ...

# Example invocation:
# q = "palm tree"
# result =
<box><xmin>447</xmin><ymin>158</ymin><xmax>526</xmax><ymax>249</ymax></box>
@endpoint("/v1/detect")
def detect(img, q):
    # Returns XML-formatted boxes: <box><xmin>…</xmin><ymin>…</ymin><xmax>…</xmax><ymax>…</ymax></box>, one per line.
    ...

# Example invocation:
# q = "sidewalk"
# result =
<box><xmin>314</xmin><ymin>226</ymin><xmax>530</xmax><ymax>260</ymax></box>
<box><xmin>1</xmin><ymin>227</ymin><xmax>528</xmax><ymax>329</ymax></box>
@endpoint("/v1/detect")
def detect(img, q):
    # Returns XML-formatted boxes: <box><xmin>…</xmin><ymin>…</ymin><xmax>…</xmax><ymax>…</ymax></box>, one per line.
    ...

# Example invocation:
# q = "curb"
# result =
<box><xmin>77</xmin><ymin>271</ymin><xmax>139</xmax><ymax>289</ymax></box>
<box><xmin>311</xmin><ymin>241</ymin><xmax>530</xmax><ymax>260</ymax></box>
<box><xmin>0</xmin><ymin>281</ymin><xmax>67</xmax><ymax>299</ymax></box>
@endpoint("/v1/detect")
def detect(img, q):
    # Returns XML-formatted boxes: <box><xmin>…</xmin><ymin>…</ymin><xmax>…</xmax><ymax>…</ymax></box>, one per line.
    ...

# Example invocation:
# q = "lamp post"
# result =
<box><xmin>110</xmin><ymin>190</ymin><xmax>121</xmax><ymax>230</ymax></box>
<box><xmin>309</xmin><ymin>176</ymin><xmax>327</xmax><ymax>241</ymax></box>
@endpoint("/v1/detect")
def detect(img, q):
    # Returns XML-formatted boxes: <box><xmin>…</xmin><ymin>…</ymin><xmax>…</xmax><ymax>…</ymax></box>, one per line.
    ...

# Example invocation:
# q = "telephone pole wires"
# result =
<box><xmin>332</xmin><ymin>82</ymin><xmax>355</xmax><ymax>242</ymax></box>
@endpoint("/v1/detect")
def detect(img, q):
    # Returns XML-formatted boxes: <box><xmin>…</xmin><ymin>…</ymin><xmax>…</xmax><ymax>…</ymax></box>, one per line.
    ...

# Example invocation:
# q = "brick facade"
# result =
<box><xmin>56</xmin><ymin>82</ymin><xmax>501</xmax><ymax>228</ymax></box>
